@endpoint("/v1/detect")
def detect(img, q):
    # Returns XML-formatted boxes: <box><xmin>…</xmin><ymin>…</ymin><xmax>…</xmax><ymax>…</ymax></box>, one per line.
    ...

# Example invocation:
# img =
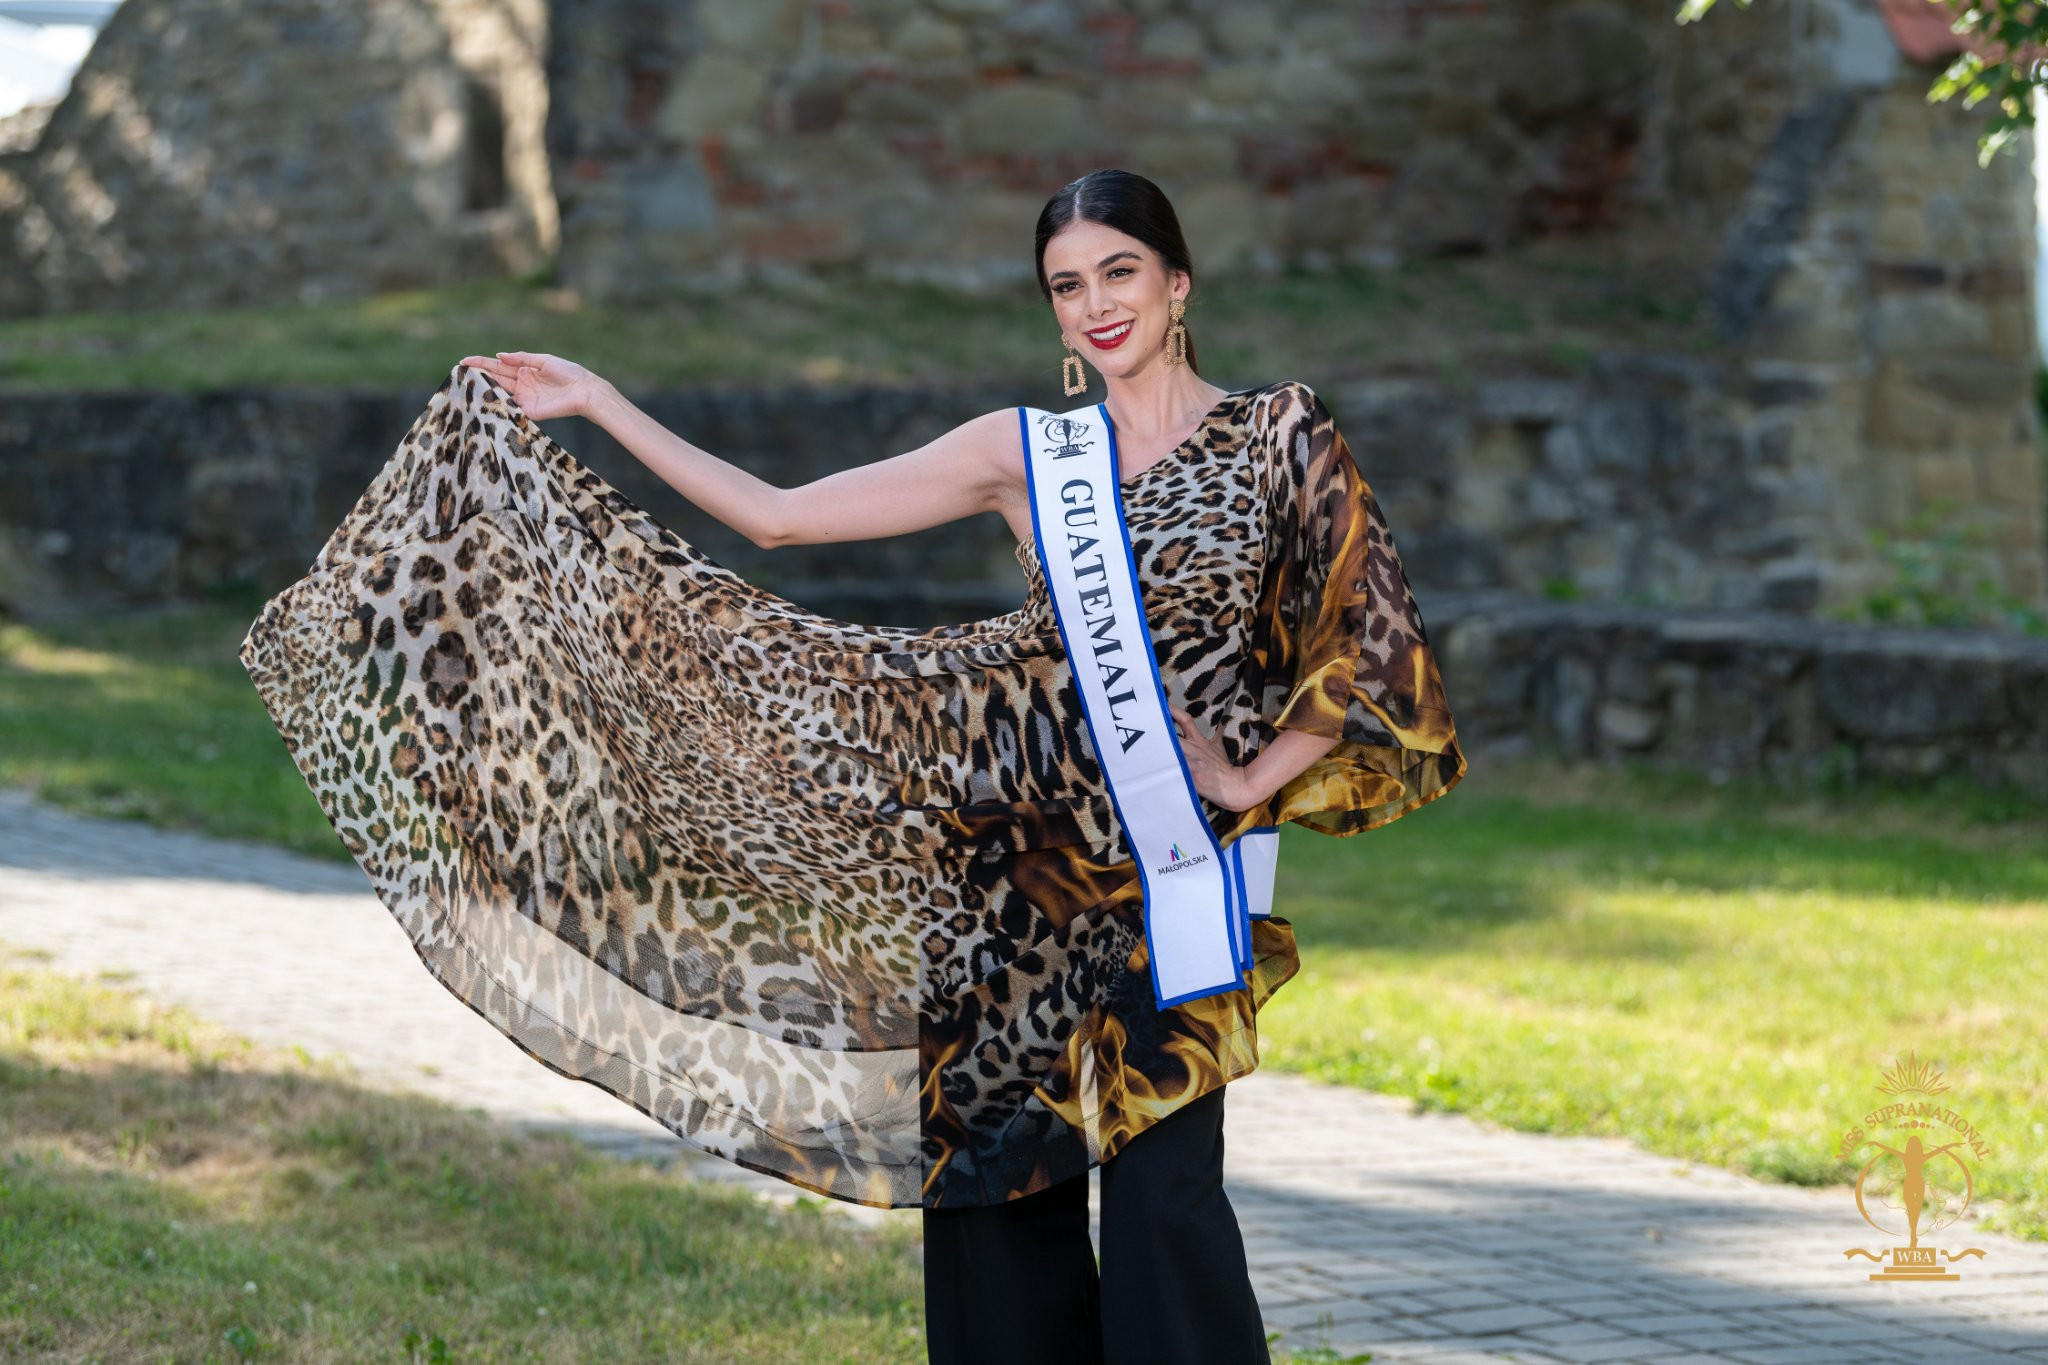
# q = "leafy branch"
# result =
<box><xmin>1677</xmin><ymin>0</ymin><xmax>2048</xmax><ymax>165</ymax></box>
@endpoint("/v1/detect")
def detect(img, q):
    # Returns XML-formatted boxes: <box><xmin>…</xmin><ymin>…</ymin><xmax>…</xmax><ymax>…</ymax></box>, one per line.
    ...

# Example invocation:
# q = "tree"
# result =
<box><xmin>1678</xmin><ymin>0</ymin><xmax>2048</xmax><ymax>165</ymax></box>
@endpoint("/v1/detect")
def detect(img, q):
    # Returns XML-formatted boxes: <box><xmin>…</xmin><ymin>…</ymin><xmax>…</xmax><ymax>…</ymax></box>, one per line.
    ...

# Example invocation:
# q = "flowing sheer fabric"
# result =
<box><xmin>238</xmin><ymin>363</ymin><xmax>1465</xmax><ymax>1209</ymax></box>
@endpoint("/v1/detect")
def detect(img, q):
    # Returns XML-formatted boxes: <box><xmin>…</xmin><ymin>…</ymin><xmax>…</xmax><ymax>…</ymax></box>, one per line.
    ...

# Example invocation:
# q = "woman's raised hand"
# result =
<box><xmin>453</xmin><ymin>351</ymin><xmax>599</xmax><ymax>422</ymax></box>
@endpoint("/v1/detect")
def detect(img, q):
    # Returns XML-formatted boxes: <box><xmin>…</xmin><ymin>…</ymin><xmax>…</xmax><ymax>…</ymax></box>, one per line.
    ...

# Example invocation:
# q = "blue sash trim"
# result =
<box><xmin>1222</xmin><ymin>823</ymin><xmax>1280</xmax><ymax>974</ymax></box>
<box><xmin>1225</xmin><ymin>829</ymin><xmax>1252</xmax><ymax>974</ymax></box>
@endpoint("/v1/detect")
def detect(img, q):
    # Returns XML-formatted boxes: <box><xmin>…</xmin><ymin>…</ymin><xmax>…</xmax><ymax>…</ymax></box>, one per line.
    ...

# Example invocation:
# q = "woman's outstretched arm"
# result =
<box><xmin>749</xmin><ymin>403</ymin><xmax>1021</xmax><ymax>549</ymax></box>
<box><xmin>455</xmin><ymin>350</ymin><xmax>1017</xmax><ymax>550</ymax></box>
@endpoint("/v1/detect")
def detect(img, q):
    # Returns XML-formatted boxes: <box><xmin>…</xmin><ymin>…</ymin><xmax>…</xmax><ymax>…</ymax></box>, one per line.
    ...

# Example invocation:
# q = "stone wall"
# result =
<box><xmin>545</xmin><ymin>0</ymin><xmax>1724</xmax><ymax>293</ymax></box>
<box><xmin>1325</xmin><ymin>349</ymin><xmax>2041</xmax><ymax>619</ymax></box>
<box><xmin>536</xmin><ymin>0</ymin><xmax>2045</xmax><ymax>612</ymax></box>
<box><xmin>0</xmin><ymin>0</ymin><xmax>2040</xmax><ymax>624</ymax></box>
<box><xmin>540</xmin><ymin>0</ymin><xmax>1965</xmax><ymax>294</ymax></box>
<box><xmin>1716</xmin><ymin>60</ymin><xmax>2045</xmax><ymax>615</ymax></box>
<box><xmin>0</xmin><ymin>358</ymin><xmax>2033</xmax><ymax>624</ymax></box>
<box><xmin>0</xmin><ymin>381</ymin><xmax>1033</xmax><ymax>627</ymax></box>
<box><xmin>6</xmin><ymin>375</ymin><xmax>2044</xmax><ymax>792</ymax></box>
<box><xmin>1430</xmin><ymin>591</ymin><xmax>2048</xmax><ymax>796</ymax></box>
<box><xmin>0</xmin><ymin>0</ymin><xmax>557</xmax><ymax>316</ymax></box>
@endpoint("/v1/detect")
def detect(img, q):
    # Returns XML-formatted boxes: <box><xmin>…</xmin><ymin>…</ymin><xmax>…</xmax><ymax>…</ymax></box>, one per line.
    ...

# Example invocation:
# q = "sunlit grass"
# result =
<box><xmin>0</xmin><ymin>593</ymin><xmax>344</xmax><ymax>858</ymax></box>
<box><xmin>1259</xmin><ymin>758</ymin><xmax>2048</xmax><ymax>1242</ymax></box>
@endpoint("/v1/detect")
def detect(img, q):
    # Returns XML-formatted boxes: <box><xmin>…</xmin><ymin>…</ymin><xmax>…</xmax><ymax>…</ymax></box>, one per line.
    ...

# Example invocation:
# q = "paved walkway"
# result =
<box><xmin>2</xmin><ymin>786</ymin><xmax>2044</xmax><ymax>1363</ymax></box>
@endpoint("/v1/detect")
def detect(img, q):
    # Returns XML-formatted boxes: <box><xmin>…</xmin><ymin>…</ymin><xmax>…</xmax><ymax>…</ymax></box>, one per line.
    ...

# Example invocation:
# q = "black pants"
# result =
<box><xmin>921</xmin><ymin>1084</ymin><xmax>1271</xmax><ymax>1365</ymax></box>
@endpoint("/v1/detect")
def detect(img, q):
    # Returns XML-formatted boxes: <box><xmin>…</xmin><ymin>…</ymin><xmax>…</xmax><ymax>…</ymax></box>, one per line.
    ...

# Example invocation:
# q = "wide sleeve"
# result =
<box><xmin>1255</xmin><ymin>382</ymin><xmax>1467</xmax><ymax>837</ymax></box>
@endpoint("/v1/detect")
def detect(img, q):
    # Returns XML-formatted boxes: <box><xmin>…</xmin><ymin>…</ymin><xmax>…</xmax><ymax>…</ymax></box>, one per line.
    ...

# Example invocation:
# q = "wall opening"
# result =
<box><xmin>463</xmin><ymin>72</ymin><xmax>508</xmax><ymax>212</ymax></box>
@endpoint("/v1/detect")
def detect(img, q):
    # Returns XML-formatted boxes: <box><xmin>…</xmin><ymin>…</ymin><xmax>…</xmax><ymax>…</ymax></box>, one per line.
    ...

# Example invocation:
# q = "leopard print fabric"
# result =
<box><xmin>237</xmin><ymin>363</ymin><xmax>1465</xmax><ymax>1209</ymax></box>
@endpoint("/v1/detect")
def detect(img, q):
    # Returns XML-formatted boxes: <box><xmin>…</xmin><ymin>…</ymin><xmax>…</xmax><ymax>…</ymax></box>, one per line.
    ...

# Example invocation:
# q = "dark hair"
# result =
<box><xmin>1034</xmin><ymin>168</ymin><xmax>1201</xmax><ymax>376</ymax></box>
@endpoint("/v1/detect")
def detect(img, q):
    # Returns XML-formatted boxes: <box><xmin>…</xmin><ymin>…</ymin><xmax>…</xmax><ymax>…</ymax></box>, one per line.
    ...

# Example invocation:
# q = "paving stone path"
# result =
<box><xmin>3</xmin><ymin>786</ymin><xmax>2044</xmax><ymax>1363</ymax></box>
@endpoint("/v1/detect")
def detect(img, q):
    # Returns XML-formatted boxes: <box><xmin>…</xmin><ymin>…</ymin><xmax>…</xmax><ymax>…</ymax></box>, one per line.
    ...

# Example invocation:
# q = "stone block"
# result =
<box><xmin>1985</xmin><ymin>295</ymin><xmax>2036</xmax><ymax>355</ymax></box>
<box><xmin>1979</xmin><ymin>444</ymin><xmax>2045</xmax><ymax>506</ymax></box>
<box><xmin>1865</xmin><ymin>362</ymin><xmax>1956</xmax><ymax>449</ymax></box>
<box><xmin>1596</xmin><ymin>697</ymin><xmax>1662</xmax><ymax>749</ymax></box>
<box><xmin>1209</xmin><ymin>10</ymin><xmax>1275</xmax><ymax>57</ymax></box>
<box><xmin>1569</xmin><ymin>535</ymin><xmax>1621</xmax><ymax>595</ymax></box>
<box><xmin>1758</xmin><ymin>556</ymin><xmax>1824</xmax><ymax>612</ymax></box>
<box><xmin>0</xmin><ymin>528</ymin><xmax>63</xmax><ymax>617</ymax></box>
<box><xmin>1475</xmin><ymin>378</ymin><xmax>1582</xmax><ymax>425</ymax></box>
<box><xmin>1263</xmin><ymin>52</ymin><xmax>1356</xmax><ymax>110</ymax></box>
<box><xmin>1869</xmin><ymin>291</ymin><xmax>1989</xmax><ymax>355</ymax></box>
<box><xmin>2006</xmin><ymin>548</ymin><xmax>2048</xmax><ymax>606</ymax></box>
<box><xmin>659</xmin><ymin>56</ymin><xmax>770</xmax><ymax>139</ymax></box>
<box><xmin>1817</xmin><ymin>645</ymin><xmax>2013</xmax><ymax>739</ymax></box>
<box><xmin>1129</xmin><ymin>132</ymin><xmax>1235</xmax><ymax>183</ymax></box>
<box><xmin>818</xmin><ymin>18</ymin><xmax>885</xmax><ymax>60</ymax></box>
<box><xmin>1909</xmin><ymin>451</ymin><xmax>1978</xmax><ymax>506</ymax></box>
<box><xmin>1391</xmin><ymin>142</ymin><xmax>1517</xmax><ymax>255</ymax></box>
<box><xmin>1137</xmin><ymin>17</ymin><xmax>1206</xmax><ymax>63</ymax></box>
<box><xmin>844</xmin><ymin>79</ymin><xmax>940</xmax><ymax>130</ymax></box>
<box><xmin>701</xmin><ymin>0</ymin><xmax>805</xmax><ymax>55</ymax></box>
<box><xmin>622</xmin><ymin>166</ymin><xmax>719</xmax><ymax>261</ymax></box>
<box><xmin>735</xmin><ymin>215</ymin><xmax>855</xmax><ymax>267</ymax></box>
<box><xmin>958</xmin><ymin>84</ymin><xmax>1089</xmax><ymax>157</ymax></box>
<box><xmin>1200</xmin><ymin>62</ymin><xmax>1265</xmax><ymax>106</ymax></box>
<box><xmin>1909</xmin><ymin>356</ymin><xmax>2033</xmax><ymax>407</ymax></box>
<box><xmin>1746</xmin><ymin>300</ymin><xmax>1864</xmax><ymax>366</ymax></box>
<box><xmin>950</xmin><ymin>187</ymin><xmax>1053</xmax><ymax>264</ymax></box>
<box><xmin>1869</xmin><ymin>202</ymin><xmax>1933</xmax><ymax>256</ymax></box>
<box><xmin>1285</xmin><ymin>173</ymin><xmax>1393</xmax><ymax>255</ymax></box>
<box><xmin>756</xmin><ymin>133</ymin><xmax>900</xmax><ymax>191</ymax></box>
<box><xmin>891</xmin><ymin>15</ymin><xmax>968</xmax><ymax>63</ymax></box>
<box><xmin>1176</xmin><ymin>178</ymin><xmax>1261</xmax><ymax>268</ymax></box>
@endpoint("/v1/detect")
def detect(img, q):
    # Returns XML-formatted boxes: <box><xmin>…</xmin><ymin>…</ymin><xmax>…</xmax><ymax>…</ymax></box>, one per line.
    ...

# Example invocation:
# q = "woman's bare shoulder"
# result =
<box><xmin>941</xmin><ymin>406</ymin><xmax>1026</xmax><ymax>488</ymax></box>
<box><xmin>939</xmin><ymin>405</ymin><xmax>1032</xmax><ymax>534</ymax></box>
<box><xmin>928</xmin><ymin>405</ymin><xmax>1028</xmax><ymax>495</ymax></box>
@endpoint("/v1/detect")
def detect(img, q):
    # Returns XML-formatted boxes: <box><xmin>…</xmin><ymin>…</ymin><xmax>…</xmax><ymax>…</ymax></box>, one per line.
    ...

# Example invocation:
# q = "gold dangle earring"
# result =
<box><xmin>1165</xmin><ymin>298</ymin><xmax>1188</xmax><ymax>366</ymax></box>
<box><xmin>1061</xmin><ymin>336</ymin><xmax>1088</xmax><ymax>396</ymax></box>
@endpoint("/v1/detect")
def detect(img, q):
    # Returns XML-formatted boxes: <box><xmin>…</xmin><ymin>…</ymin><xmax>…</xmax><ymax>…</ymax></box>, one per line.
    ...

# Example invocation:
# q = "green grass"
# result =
<box><xmin>0</xmin><ymin>953</ymin><xmax>928</xmax><ymax>1363</ymax></box>
<box><xmin>1259</xmin><ymin>759</ymin><xmax>2048</xmax><ymax>1243</ymax></box>
<box><xmin>0</xmin><ymin>592</ymin><xmax>346</xmax><ymax>859</ymax></box>
<box><xmin>0</xmin><ymin>233</ymin><xmax>1717</xmax><ymax>395</ymax></box>
<box><xmin>5</xmin><ymin>596</ymin><xmax>2045</xmax><ymax>1262</ymax></box>
<box><xmin>0</xmin><ymin>954</ymin><xmax>1353</xmax><ymax>1361</ymax></box>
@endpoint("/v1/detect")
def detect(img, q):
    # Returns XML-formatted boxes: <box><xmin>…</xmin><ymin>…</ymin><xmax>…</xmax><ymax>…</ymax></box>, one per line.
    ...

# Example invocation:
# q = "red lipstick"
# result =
<box><xmin>1084</xmin><ymin>319</ymin><xmax>1134</xmax><ymax>350</ymax></box>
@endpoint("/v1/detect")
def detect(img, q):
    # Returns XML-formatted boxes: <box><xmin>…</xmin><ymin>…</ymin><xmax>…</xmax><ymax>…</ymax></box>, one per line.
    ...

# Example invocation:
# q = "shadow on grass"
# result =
<box><xmin>0</xmin><ymin>961</ymin><xmax>924</xmax><ymax>1364</ymax></box>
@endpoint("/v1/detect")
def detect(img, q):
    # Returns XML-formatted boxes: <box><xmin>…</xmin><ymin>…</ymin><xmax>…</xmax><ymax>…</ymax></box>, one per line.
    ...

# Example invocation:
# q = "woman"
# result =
<box><xmin>240</xmin><ymin>168</ymin><xmax>1466</xmax><ymax>1364</ymax></box>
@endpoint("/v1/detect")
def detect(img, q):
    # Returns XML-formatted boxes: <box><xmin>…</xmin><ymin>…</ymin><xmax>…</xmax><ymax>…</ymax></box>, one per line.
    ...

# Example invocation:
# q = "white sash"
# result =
<box><xmin>1017</xmin><ymin>401</ymin><xmax>1278</xmax><ymax>1008</ymax></box>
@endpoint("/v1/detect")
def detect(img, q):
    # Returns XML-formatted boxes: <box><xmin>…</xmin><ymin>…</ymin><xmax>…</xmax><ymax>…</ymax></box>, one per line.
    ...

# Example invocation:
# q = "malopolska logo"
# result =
<box><xmin>1839</xmin><ymin>1050</ymin><xmax>1990</xmax><ymax>1281</ymax></box>
<box><xmin>1155</xmin><ymin>841</ymin><xmax>1212</xmax><ymax>876</ymax></box>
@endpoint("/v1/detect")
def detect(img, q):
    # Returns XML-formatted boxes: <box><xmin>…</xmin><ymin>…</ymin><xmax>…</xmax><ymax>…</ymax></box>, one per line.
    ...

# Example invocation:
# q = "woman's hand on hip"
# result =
<box><xmin>454</xmin><ymin>351</ymin><xmax>599</xmax><ymax>422</ymax></box>
<box><xmin>1168</xmin><ymin>704</ymin><xmax>1260</xmax><ymax>812</ymax></box>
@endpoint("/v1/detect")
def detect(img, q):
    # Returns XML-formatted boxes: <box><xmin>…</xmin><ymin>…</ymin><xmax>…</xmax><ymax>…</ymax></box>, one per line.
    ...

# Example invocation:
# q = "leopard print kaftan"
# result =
<box><xmin>237</xmin><ymin>363</ymin><xmax>1466</xmax><ymax>1210</ymax></box>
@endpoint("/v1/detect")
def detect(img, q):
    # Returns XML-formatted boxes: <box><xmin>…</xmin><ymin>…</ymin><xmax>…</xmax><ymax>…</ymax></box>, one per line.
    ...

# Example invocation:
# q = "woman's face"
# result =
<box><xmin>1043</xmin><ymin>219</ymin><xmax>1188</xmax><ymax>382</ymax></box>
